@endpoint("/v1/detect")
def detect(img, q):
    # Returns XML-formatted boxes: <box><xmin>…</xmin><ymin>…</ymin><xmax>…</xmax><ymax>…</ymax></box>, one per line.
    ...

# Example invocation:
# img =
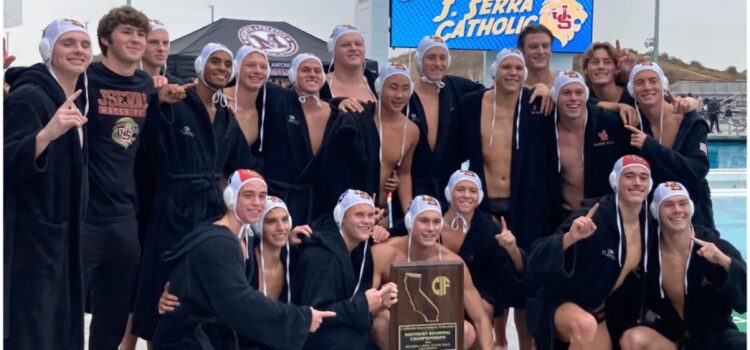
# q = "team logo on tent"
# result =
<box><xmin>238</xmin><ymin>25</ymin><xmax>299</xmax><ymax>57</ymax></box>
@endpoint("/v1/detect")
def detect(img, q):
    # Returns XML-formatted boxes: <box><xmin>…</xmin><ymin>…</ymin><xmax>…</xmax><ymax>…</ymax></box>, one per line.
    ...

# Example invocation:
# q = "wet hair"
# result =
<box><xmin>517</xmin><ymin>24</ymin><xmax>553</xmax><ymax>50</ymax></box>
<box><xmin>97</xmin><ymin>6</ymin><xmax>150</xmax><ymax>56</ymax></box>
<box><xmin>581</xmin><ymin>42</ymin><xmax>618</xmax><ymax>70</ymax></box>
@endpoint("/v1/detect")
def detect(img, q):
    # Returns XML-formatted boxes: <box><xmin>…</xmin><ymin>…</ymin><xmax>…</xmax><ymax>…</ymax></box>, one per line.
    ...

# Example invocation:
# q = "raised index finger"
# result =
<box><xmin>500</xmin><ymin>216</ymin><xmax>507</xmax><ymax>232</ymax></box>
<box><xmin>615</xmin><ymin>40</ymin><xmax>622</xmax><ymax>55</ymax></box>
<box><xmin>585</xmin><ymin>203</ymin><xmax>600</xmax><ymax>219</ymax></box>
<box><xmin>691</xmin><ymin>237</ymin><xmax>708</xmax><ymax>247</ymax></box>
<box><xmin>63</xmin><ymin>90</ymin><xmax>83</xmax><ymax>108</ymax></box>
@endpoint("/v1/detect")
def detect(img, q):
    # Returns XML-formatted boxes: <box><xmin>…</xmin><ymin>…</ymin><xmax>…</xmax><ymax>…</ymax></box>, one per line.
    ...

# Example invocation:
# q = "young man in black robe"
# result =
<box><xmin>620</xmin><ymin>182</ymin><xmax>746</xmax><ymax>350</ymax></box>
<box><xmin>549</xmin><ymin>71</ymin><xmax>632</xmax><ymax>223</ymax></box>
<box><xmin>82</xmin><ymin>7</ymin><xmax>187</xmax><ymax>349</ymax></box>
<box><xmin>306</xmin><ymin>64</ymin><xmax>419</xmax><ymax>222</ymax></box>
<box><xmin>292</xmin><ymin>190</ymin><xmax>398</xmax><ymax>350</ymax></box>
<box><xmin>439</xmin><ymin>170</ymin><xmax>526</xmax><ymax>326</ymax></box>
<box><xmin>625</xmin><ymin>62</ymin><xmax>715</xmax><ymax>229</ymax></box>
<box><xmin>369</xmin><ymin>194</ymin><xmax>495</xmax><ymax>349</ymax></box>
<box><xmin>4</xmin><ymin>19</ymin><xmax>91</xmax><ymax>350</ymax></box>
<box><xmin>407</xmin><ymin>36</ymin><xmax>484</xmax><ymax>202</ymax></box>
<box><xmin>460</xmin><ymin>48</ymin><xmax>557</xmax><ymax>349</ymax></box>
<box><xmin>527</xmin><ymin>155</ymin><xmax>654</xmax><ymax>350</ymax></box>
<box><xmin>320</xmin><ymin>24</ymin><xmax>377</xmax><ymax>103</ymax></box>
<box><xmin>261</xmin><ymin>53</ymin><xmax>337</xmax><ymax>225</ymax></box>
<box><xmin>132</xmin><ymin>42</ymin><xmax>252</xmax><ymax>341</ymax></box>
<box><xmin>152</xmin><ymin>169</ymin><xmax>335</xmax><ymax>349</ymax></box>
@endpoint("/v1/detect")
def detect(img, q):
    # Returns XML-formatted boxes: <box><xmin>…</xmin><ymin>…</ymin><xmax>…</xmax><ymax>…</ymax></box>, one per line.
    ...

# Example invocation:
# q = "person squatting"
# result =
<box><xmin>3</xmin><ymin>6</ymin><xmax>744</xmax><ymax>350</ymax></box>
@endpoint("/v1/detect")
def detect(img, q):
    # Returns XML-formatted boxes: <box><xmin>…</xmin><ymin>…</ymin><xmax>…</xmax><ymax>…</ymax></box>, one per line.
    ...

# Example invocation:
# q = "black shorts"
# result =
<box><xmin>486</xmin><ymin>196</ymin><xmax>511</xmax><ymax>220</ymax></box>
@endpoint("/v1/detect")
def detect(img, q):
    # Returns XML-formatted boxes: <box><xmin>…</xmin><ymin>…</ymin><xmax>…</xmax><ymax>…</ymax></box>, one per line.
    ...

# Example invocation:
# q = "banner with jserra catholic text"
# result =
<box><xmin>390</xmin><ymin>0</ymin><xmax>594</xmax><ymax>53</ymax></box>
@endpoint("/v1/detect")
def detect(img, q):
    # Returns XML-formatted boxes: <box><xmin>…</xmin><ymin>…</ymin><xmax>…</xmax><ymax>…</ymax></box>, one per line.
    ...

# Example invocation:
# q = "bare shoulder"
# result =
<box><xmin>373</xmin><ymin>237</ymin><xmax>404</xmax><ymax>257</ymax></box>
<box><xmin>441</xmin><ymin>246</ymin><xmax>465</xmax><ymax>264</ymax></box>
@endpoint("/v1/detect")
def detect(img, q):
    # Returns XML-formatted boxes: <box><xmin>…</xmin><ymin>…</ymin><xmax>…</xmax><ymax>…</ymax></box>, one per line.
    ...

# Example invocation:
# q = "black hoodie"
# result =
<box><xmin>152</xmin><ymin>223</ymin><xmax>312</xmax><ymax>350</ymax></box>
<box><xmin>639</xmin><ymin>111</ymin><xmax>714</xmax><ymax>229</ymax></box>
<box><xmin>4</xmin><ymin>63</ymin><xmax>88</xmax><ymax>350</ymax></box>
<box><xmin>291</xmin><ymin>215</ymin><xmax>373</xmax><ymax>350</ymax></box>
<box><xmin>644</xmin><ymin>225</ymin><xmax>746</xmax><ymax>349</ymax></box>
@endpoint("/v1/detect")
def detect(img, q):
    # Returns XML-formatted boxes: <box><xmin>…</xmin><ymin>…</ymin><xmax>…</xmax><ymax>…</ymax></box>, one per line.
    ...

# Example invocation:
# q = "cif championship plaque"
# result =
<box><xmin>389</xmin><ymin>261</ymin><xmax>464</xmax><ymax>350</ymax></box>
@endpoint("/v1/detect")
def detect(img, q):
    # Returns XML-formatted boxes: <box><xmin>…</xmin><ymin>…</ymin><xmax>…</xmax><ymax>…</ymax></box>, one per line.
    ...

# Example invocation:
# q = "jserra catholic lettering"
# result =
<box><xmin>97</xmin><ymin>89</ymin><xmax>149</xmax><ymax>117</ymax></box>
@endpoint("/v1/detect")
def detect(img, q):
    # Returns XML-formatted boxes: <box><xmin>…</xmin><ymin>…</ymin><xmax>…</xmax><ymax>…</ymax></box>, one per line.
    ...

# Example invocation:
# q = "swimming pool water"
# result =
<box><xmin>708</xmin><ymin>141</ymin><xmax>747</xmax><ymax>169</ymax></box>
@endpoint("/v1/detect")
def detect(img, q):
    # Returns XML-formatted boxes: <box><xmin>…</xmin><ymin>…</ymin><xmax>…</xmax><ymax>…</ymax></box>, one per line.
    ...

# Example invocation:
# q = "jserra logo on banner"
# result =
<box><xmin>238</xmin><ymin>25</ymin><xmax>299</xmax><ymax>57</ymax></box>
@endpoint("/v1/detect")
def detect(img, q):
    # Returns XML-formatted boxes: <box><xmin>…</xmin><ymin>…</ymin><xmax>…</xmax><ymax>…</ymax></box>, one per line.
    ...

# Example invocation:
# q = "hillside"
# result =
<box><xmin>390</xmin><ymin>50</ymin><xmax>746</xmax><ymax>83</ymax></box>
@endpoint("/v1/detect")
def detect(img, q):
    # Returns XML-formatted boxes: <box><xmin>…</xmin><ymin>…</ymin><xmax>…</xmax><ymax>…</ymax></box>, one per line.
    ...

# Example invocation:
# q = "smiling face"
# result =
<box><xmin>51</xmin><ymin>31</ymin><xmax>92</xmax><ymax>76</ymax></box>
<box><xmin>380</xmin><ymin>74</ymin><xmax>411</xmax><ymax>113</ymax></box>
<box><xmin>584</xmin><ymin>47</ymin><xmax>617</xmax><ymax>86</ymax></box>
<box><xmin>143</xmin><ymin>29</ymin><xmax>169</xmax><ymax>69</ymax></box>
<box><xmin>558</xmin><ymin>83</ymin><xmax>587</xmax><ymax>119</ymax></box>
<box><xmin>451</xmin><ymin>180</ymin><xmax>479</xmax><ymax>214</ymax></box>
<box><xmin>617</xmin><ymin>166</ymin><xmax>651</xmax><ymax>206</ymax></box>
<box><xmin>341</xmin><ymin>203</ymin><xmax>376</xmax><ymax>243</ymax></box>
<box><xmin>659</xmin><ymin>195</ymin><xmax>692</xmax><ymax>233</ymax></box>
<box><xmin>421</xmin><ymin>46</ymin><xmax>449</xmax><ymax>82</ymax></box>
<box><xmin>261</xmin><ymin>207</ymin><xmax>292</xmax><ymax>249</ymax></box>
<box><xmin>295</xmin><ymin>58</ymin><xmax>324</xmax><ymax>94</ymax></box>
<box><xmin>521</xmin><ymin>32</ymin><xmax>552</xmax><ymax>70</ymax></box>
<box><xmin>239</xmin><ymin>52</ymin><xmax>268</xmax><ymax>91</ymax></box>
<box><xmin>334</xmin><ymin>32</ymin><xmax>365</xmax><ymax>69</ymax></box>
<box><xmin>102</xmin><ymin>24</ymin><xmax>146</xmax><ymax>65</ymax></box>
<box><xmin>495</xmin><ymin>56</ymin><xmax>525</xmax><ymax>93</ymax></box>
<box><xmin>632</xmin><ymin>70</ymin><xmax>664</xmax><ymax>108</ymax></box>
<box><xmin>236</xmin><ymin>181</ymin><xmax>267</xmax><ymax>224</ymax></box>
<box><xmin>203</xmin><ymin>50</ymin><xmax>233</xmax><ymax>89</ymax></box>
<box><xmin>411</xmin><ymin>210</ymin><xmax>443</xmax><ymax>249</ymax></box>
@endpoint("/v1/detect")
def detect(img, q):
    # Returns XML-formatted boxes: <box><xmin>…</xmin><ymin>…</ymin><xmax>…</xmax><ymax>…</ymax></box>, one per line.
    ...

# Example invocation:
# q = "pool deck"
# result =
<box><xmin>708</xmin><ymin>133</ymin><xmax>746</xmax><ymax>141</ymax></box>
<box><xmin>707</xmin><ymin>119</ymin><xmax>746</xmax><ymax>141</ymax></box>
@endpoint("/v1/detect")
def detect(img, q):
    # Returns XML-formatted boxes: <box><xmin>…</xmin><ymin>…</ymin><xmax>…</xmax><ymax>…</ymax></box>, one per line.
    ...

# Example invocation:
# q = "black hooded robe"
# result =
<box><xmin>455</xmin><ymin>211</ymin><xmax>526</xmax><ymax>316</ymax></box>
<box><xmin>526</xmin><ymin>195</ymin><xmax>652</xmax><ymax>350</ymax></box>
<box><xmin>548</xmin><ymin>104</ymin><xmax>633</xmax><ymax>226</ymax></box>
<box><xmin>643</xmin><ymin>226</ymin><xmax>746</xmax><ymax>350</ymax></box>
<box><xmin>152</xmin><ymin>223</ymin><xmax>312</xmax><ymax>350</ymax></box>
<box><xmin>303</xmin><ymin>104</ymin><xmax>380</xmax><ymax>220</ymax></box>
<box><xmin>291</xmin><ymin>215</ymin><xmax>374</xmax><ymax>350</ymax></box>
<box><xmin>639</xmin><ymin>111</ymin><xmax>714</xmax><ymax>229</ymax></box>
<box><xmin>132</xmin><ymin>89</ymin><xmax>252</xmax><ymax>340</ymax></box>
<box><xmin>261</xmin><ymin>86</ymin><xmax>338</xmax><ymax>226</ymax></box>
<box><xmin>408</xmin><ymin>75</ymin><xmax>484</xmax><ymax>201</ymax></box>
<box><xmin>460</xmin><ymin>87</ymin><xmax>558</xmax><ymax>253</ymax></box>
<box><xmin>4</xmin><ymin>63</ymin><xmax>88</xmax><ymax>350</ymax></box>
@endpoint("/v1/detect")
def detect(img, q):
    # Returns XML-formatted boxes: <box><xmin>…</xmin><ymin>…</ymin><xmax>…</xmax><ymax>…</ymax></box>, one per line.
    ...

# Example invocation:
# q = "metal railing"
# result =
<box><xmin>670</xmin><ymin>81</ymin><xmax>746</xmax><ymax>96</ymax></box>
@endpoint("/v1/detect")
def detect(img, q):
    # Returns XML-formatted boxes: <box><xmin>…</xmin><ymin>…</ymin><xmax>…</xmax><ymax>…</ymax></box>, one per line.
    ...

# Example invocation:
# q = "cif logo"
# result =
<box><xmin>238</xmin><ymin>25</ymin><xmax>299</xmax><ymax>57</ymax></box>
<box><xmin>539</xmin><ymin>0</ymin><xmax>588</xmax><ymax>47</ymax></box>
<box><xmin>431</xmin><ymin>276</ymin><xmax>450</xmax><ymax>296</ymax></box>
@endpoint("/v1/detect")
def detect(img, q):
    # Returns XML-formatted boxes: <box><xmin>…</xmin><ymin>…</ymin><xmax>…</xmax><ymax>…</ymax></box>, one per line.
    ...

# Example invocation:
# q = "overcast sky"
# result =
<box><xmin>4</xmin><ymin>0</ymin><xmax>747</xmax><ymax>71</ymax></box>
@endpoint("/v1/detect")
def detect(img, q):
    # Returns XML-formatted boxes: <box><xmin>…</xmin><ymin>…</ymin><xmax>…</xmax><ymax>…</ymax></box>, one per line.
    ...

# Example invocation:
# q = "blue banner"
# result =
<box><xmin>391</xmin><ymin>0</ymin><xmax>594</xmax><ymax>53</ymax></box>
